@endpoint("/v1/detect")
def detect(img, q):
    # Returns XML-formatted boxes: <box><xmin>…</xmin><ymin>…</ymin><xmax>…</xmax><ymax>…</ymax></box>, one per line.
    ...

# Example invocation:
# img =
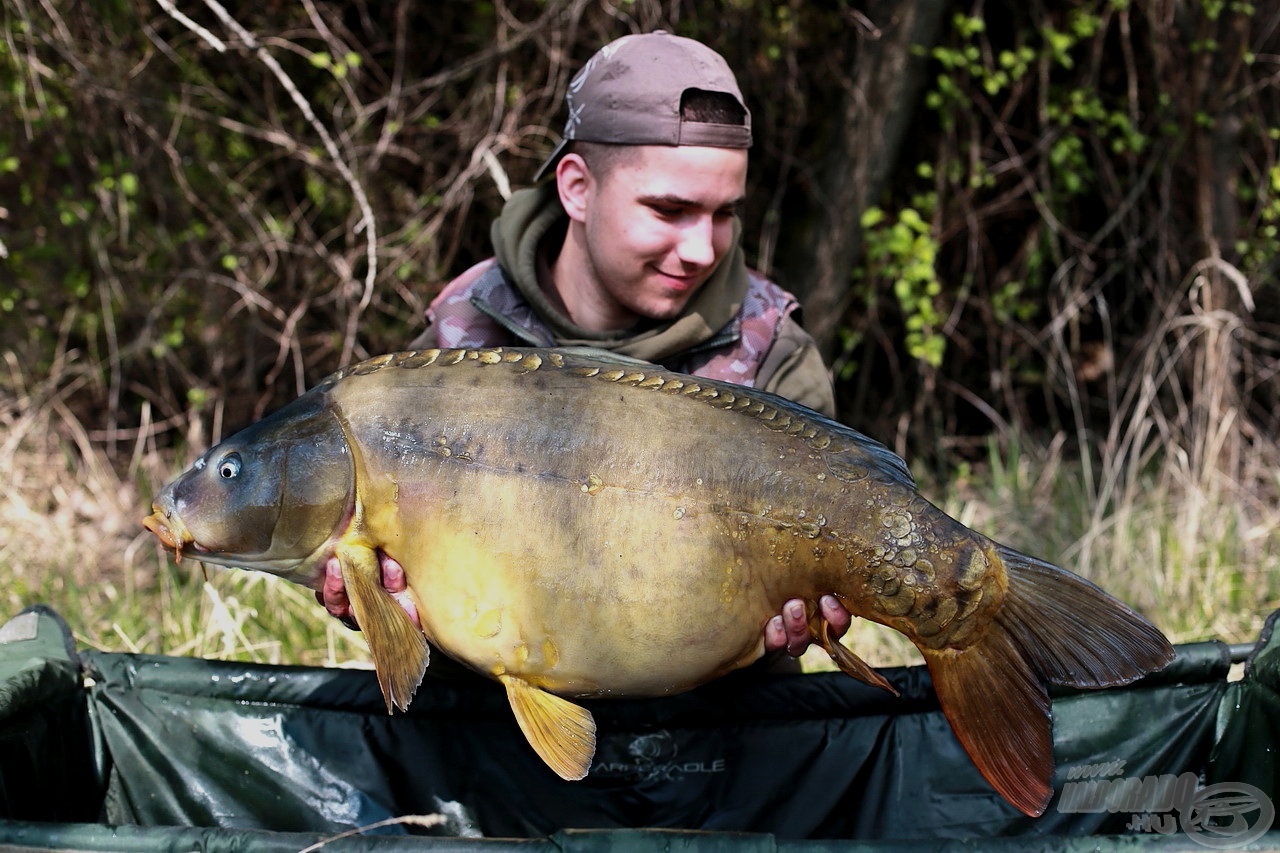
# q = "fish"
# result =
<box><xmin>143</xmin><ymin>346</ymin><xmax>1174</xmax><ymax>817</ymax></box>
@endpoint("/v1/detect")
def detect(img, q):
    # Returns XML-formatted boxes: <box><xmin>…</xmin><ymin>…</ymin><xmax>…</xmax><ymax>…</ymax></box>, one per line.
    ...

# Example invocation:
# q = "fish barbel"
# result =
<box><xmin>143</xmin><ymin>347</ymin><xmax>1173</xmax><ymax>816</ymax></box>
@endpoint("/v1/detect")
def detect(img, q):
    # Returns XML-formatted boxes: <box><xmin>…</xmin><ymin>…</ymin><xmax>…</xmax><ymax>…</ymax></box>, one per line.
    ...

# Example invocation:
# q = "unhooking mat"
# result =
<box><xmin>0</xmin><ymin>604</ymin><xmax>1275</xmax><ymax>850</ymax></box>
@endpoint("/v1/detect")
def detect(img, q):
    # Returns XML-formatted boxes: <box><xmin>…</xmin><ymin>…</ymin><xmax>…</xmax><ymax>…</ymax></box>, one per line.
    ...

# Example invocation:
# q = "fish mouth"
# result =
<box><xmin>143</xmin><ymin>505</ymin><xmax>193</xmax><ymax>563</ymax></box>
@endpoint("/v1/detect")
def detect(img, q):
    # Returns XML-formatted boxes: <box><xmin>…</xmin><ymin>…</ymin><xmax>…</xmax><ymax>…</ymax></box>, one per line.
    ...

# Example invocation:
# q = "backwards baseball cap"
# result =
<box><xmin>533</xmin><ymin>31</ymin><xmax>752</xmax><ymax>182</ymax></box>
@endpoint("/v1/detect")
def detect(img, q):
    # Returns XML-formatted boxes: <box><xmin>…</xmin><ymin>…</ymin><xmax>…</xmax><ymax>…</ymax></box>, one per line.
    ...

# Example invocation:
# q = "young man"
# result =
<box><xmin>319</xmin><ymin>31</ymin><xmax>850</xmax><ymax>659</ymax></box>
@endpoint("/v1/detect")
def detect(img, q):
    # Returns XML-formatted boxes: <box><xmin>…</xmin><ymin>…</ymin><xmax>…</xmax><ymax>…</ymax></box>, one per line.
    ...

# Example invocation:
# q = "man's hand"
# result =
<box><xmin>763</xmin><ymin>595</ymin><xmax>852</xmax><ymax>656</ymax></box>
<box><xmin>316</xmin><ymin>553</ymin><xmax>422</xmax><ymax>631</ymax></box>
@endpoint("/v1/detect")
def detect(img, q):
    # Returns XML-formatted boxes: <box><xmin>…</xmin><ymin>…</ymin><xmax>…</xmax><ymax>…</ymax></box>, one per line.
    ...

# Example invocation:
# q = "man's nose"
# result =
<box><xmin>676</xmin><ymin>216</ymin><xmax>718</xmax><ymax>267</ymax></box>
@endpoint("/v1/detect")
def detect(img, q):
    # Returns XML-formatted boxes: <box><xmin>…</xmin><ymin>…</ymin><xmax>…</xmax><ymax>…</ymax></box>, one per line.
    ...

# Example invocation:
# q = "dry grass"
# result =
<box><xmin>0</xmin><ymin>352</ymin><xmax>373</xmax><ymax>668</ymax></box>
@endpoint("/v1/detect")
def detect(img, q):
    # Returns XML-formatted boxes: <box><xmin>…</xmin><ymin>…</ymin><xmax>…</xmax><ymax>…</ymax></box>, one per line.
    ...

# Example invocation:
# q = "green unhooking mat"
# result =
<box><xmin>0</xmin><ymin>604</ymin><xmax>1275</xmax><ymax>851</ymax></box>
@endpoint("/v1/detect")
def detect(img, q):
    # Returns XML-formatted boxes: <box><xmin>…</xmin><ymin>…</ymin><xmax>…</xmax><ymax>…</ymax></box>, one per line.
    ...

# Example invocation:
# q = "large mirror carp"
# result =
<box><xmin>144</xmin><ymin>346</ymin><xmax>1173</xmax><ymax>817</ymax></box>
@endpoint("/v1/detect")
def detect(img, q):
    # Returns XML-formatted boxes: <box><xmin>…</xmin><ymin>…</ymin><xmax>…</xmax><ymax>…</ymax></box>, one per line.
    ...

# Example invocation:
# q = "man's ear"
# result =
<box><xmin>555</xmin><ymin>153</ymin><xmax>592</xmax><ymax>224</ymax></box>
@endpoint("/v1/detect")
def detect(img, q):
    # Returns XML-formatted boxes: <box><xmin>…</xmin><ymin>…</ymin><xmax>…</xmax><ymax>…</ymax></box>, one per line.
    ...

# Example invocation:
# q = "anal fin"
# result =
<box><xmin>818</xmin><ymin>619</ymin><xmax>900</xmax><ymax>696</ymax></box>
<box><xmin>804</xmin><ymin>604</ymin><xmax>899</xmax><ymax>696</ymax></box>
<box><xmin>337</xmin><ymin>542</ymin><xmax>430</xmax><ymax>713</ymax></box>
<box><xmin>501</xmin><ymin>674</ymin><xmax>597</xmax><ymax>781</ymax></box>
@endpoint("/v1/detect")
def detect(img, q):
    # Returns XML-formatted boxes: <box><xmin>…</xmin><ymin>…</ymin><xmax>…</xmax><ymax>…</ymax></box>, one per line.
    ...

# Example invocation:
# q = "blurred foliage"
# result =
<box><xmin>856</xmin><ymin>204</ymin><xmax>945</xmax><ymax>370</ymax></box>
<box><xmin>832</xmin><ymin>0</ymin><xmax>1280</xmax><ymax>471</ymax></box>
<box><xmin>1</xmin><ymin>0</ymin><xmax>1278</xmax><ymax>483</ymax></box>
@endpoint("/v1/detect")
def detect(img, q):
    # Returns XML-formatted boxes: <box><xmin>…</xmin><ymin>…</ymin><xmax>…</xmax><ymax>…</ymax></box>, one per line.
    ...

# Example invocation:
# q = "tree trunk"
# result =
<box><xmin>1181</xmin><ymin>1</ymin><xmax>1254</xmax><ymax>482</ymax></box>
<box><xmin>777</xmin><ymin>0</ymin><xmax>948</xmax><ymax>358</ymax></box>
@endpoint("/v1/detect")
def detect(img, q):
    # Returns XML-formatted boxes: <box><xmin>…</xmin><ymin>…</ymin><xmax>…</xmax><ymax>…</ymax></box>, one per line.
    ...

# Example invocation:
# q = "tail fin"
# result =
<box><xmin>923</xmin><ymin>544</ymin><xmax>1174</xmax><ymax>817</ymax></box>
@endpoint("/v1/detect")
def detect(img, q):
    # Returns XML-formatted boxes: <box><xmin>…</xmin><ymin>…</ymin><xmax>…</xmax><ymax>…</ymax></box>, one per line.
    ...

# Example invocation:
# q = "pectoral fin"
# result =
<box><xmin>819</xmin><ymin>619</ymin><xmax>900</xmax><ymax>697</ymax></box>
<box><xmin>500</xmin><ymin>674</ymin><xmax>596</xmax><ymax>780</ymax></box>
<box><xmin>336</xmin><ymin>542</ymin><xmax>430</xmax><ymax>713</ymax></box>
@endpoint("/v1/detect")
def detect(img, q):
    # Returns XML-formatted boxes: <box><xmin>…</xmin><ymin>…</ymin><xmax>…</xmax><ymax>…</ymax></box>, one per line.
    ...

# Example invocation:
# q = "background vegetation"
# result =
<box><xmin>2</xmin><ymin>0</ymin><xmax>1277</xmax><ymax>668</ymax></box>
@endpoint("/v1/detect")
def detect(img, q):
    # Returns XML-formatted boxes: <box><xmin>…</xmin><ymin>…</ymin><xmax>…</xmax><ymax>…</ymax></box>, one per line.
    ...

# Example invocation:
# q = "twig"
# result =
<box><xmin>152</xmin><ymin>0</ymin><xmax>226</xmax><ymax>51</ymax></box>
<box><xmin>157</xmin><ymin>0</ymin><xmax>379</xmax><ymax>366</ymax></box>
<box><xmin>295</xmin><ymin>815</ymin><xmax>447</xmax><ymax>853</ymax></box>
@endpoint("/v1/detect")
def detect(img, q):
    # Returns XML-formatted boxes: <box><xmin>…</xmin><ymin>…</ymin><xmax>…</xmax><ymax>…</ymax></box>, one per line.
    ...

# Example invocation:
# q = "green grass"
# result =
<box><xmin>4</xmin><ymin>366</ymin><xmax>1277</xmax><ymax>676</ymax></box>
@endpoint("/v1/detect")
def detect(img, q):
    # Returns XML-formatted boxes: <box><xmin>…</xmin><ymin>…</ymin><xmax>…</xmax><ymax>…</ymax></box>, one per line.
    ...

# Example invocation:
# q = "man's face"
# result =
<box><xmin>571</xmin><ymin>144</ymin><xmax>748</xmax><ymax>327</ymax></box>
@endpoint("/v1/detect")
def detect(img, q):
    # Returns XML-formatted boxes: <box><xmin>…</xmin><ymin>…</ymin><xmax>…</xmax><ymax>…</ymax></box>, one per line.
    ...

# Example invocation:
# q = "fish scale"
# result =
<box><xmin>144</xmin><ymin>346</ymin><xmax>1174</xmax><ymax>817</ymax></box>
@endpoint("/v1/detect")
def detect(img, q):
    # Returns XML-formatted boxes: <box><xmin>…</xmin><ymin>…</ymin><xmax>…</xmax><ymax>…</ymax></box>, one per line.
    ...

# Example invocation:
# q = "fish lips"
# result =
<box><xmin>142</xmin><ymin>497</ymin><xmax>336</xmax><ymax>586</ymax></box>
<box><xmin>143</xmin><ymin>502</ymin><xmax>195</xmax><ymax>561</ymax></box>
<box><xmin>141</xmin><ymin>504</ymin><xmax>250</xmax><ymax>567</ymax></box>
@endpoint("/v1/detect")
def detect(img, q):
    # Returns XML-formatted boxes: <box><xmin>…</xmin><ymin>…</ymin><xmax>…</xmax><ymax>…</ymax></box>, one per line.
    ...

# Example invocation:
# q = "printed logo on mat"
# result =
<box><xmin>590</xmin><ymin>730</ymin><xmax>726</xmax><ymax>783</ymax></box>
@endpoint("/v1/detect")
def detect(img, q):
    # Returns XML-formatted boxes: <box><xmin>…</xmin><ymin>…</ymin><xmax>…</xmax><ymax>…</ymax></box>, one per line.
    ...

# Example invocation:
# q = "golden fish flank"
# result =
<box><xmin>143</xmin><ymin>346</ymin><xmax>1174</xmax><ymax>817</ymax></box>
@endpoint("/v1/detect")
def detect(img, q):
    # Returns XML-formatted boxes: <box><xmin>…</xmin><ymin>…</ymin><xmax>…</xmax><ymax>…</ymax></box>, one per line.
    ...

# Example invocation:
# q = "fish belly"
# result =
<box><xmin>392</xmin><ymin>472</ymin><xmax>789</xmax><ymax>697</ymax></box>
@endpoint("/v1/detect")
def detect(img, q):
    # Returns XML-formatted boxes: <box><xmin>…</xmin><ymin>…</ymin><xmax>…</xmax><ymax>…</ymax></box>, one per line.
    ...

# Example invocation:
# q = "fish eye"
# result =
<box><xmin>217</xmin><ymin>453</ymin><xmax>242</xmax><ymax>479</ymax></box>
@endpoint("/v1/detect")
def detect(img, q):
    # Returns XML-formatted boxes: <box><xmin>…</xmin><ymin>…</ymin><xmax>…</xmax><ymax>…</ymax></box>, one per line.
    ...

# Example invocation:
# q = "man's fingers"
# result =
<box><xmin>391</xmin><ymin>589</ymin><xmax>423</xmax><ymax>631</ymax></box>
<box><xmin>761</xmin><ymin>596</ymin><xmax>851</xmax><ymax>656</ymax></box>
<box><xmin>819</xmin><ymin>594</ymin><xmax>852</xmax><ymax>639</ymax></box>
<box><xmin>320</xmin><ymin>557</ymin><xmax>359</xmax><ymax>629</ymax></box>
<box><xmin>380</xmin><ymin>554</ymin><xmax>409</xmax><ymax>593</ymax></box>
<box><xmin>763</xmin><ymin>615</ymin><xmax>788</xmax><ymax>652</ymax></box>
<box><xmin>378</xmin><ymin>553</ymin><xmax>419</xmax><ymax>628</ymax></box>
<box><xmin>781</xmin><ymin>599</ymin><xmax>811</xmax><ymax>656</ymax></box>
<box><xmin>321</xmin><ymin>558</ymin><xmax>349</xmax><ymax>615</ymax></box>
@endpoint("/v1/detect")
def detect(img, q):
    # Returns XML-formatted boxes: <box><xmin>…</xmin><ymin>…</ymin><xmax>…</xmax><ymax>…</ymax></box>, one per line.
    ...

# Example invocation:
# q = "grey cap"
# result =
<box><xmin>533</xmin><ymin>31</ymin><xmax>752</xmax><ymax>182</ymax></box>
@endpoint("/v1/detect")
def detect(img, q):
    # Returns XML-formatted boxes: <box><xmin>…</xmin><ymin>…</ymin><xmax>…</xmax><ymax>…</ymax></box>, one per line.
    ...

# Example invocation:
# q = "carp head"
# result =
<box><xmin>143</xmin><ymin>390</ymin><xmax>355</xmax><ymax>585</ymax></box>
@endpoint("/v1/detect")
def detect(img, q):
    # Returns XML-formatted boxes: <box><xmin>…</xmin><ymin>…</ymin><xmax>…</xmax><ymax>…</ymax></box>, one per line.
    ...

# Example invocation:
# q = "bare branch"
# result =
<box><xmin>158</xmin><ymin>0</ymin><xmax>380</xmax><ymax>366</ymax></box>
